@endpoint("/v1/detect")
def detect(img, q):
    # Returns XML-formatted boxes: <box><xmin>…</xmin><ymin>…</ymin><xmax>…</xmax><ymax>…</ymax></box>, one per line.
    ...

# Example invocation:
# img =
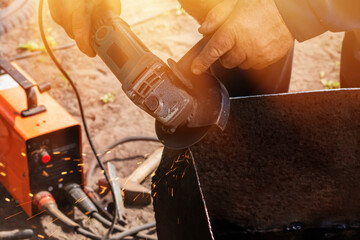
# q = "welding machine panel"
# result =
<box><xmin>0</xmin><ymin>63</ymin><xmax>83</xmax><ymax>216</ymax></box>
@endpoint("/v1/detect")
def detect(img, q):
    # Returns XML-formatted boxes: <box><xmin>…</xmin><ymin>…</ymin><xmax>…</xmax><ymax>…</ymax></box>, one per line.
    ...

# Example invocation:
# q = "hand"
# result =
<box><xmin>48</xmin><ymin>0</ymin><xmax>121</xmax><ymax>57</ymax></box>
<box><xmin>191</xmin><ymin>0</ymin><xmax>295</xmax><ymax>74</ymax></box>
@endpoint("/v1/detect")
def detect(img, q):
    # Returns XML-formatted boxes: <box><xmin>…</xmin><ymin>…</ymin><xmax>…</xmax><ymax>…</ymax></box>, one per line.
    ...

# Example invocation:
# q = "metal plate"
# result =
<box><xmin>154</xmin><ymin>89</ymin><xmax>360</xmax><ymax>239</ymax></box>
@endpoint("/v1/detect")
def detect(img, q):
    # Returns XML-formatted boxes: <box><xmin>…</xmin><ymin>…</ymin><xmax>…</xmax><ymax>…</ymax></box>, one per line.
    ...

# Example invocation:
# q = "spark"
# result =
<box><xmin>99</xmin><ymin>186</ymin><xmax>107</xmax><ymax>195</ymax></box>
<box><xmin>16</xmin><ymin>200</ymin><xmax>33</xmax><ymax>207</ymax></box>
<box><xmin>5</xmin><ymin>198</ymin><xmax>10</xmax><ymax>202</ymax></box>
<box><xmin>26</xmin><ymin>210</ymin><xmax>46</xmax><ymax>221</ymax></box>
<box><xmin>152</xmin><ymin>192</ymin><xmax>157</xmax><ymax>197</ymax></box>
<box><xmin>171</xmin><ymin>188</ymin><xmax>174</xmax><ymax>197</ymax></box>
<box><xmin>21</xmin><ymin>152</ymin><xmax>26</xmax><ymax>157</ymax></box>
<box><xmin>177</xmin><ymin>217</ymin><xmax>180</xmax><ymax>224</ymax></box>
<box><xmin>81</xmin><ymin>153</ymin><xmax>86</xmax><ymax>157</ymax></box>
<box><xmin>58</xmin><ymin>178</ymin><xmax>64</xmax><ymax>182</ymax></box>
<box><xmin>50</xmin><ymin>217</ymin><xmax>59</xmax><ymax>224</ymax></box>
<box><xmin>46</xmin><ymin>164</ymin><xmax>53</xmax><ymax>168</ymax></box>
<box><xmin>151</xmin><ymin>172</ymin><xmax>156</xmax><ymax>177</ymax></box>
<box><xmin>0</xmin><ymin>162</ymin><xmax>4</xmax><ymax>168</ymax></box>
<box><xmin>85</xmin><ymin>211</ymin><xmax>91</xmax><ymax>216</ymax></box>
<box><xmin>38</xmin><ymin>234</ymin><xmax>45</xmax><ymax>239</ymax></box>
<box><xmin>61</xmin><ymin>171</ymin><xmax>68</xmax><ymax>175</ymax></box>
<box><xmin>42</xmin><ymin>171</ymin><xmax>49</xmax><ymax>177</ymax></box>
<box><xmin>133</xmin><ymin>193</ymin><xmax>141</xmax><ymax>201</ymax></box>
<box><xmin>49</xmin><ymin>228</ymin><xmax>59</xmax><ymax>237</ymax></box>
<box><xmin>70</xmin><ymin>170</ymin><xmax>74</xmax><ymax>174</ymax></box>
<box><xmin>62</xmin><ymin>157</ymin><xmax>71</xmax><ymax>161</ymax></box>
<box><xmin>0</xmin><ymin>172</ymin><xmax>6</xmax><ymax>177</ymax></box>
<box><xmin>29</xmin><ymin>193</ymin><xmax>34</xmax><ymax>197</ymax></box>
<box><xmin>77</xmin><ymin>163</ymin><xmax>84</xmax><ymax>167</ymax></box>
<box><xmin>53</xmin><ymin>152</ymin><xmax>61</xmax><ymax>155</ymax></box>
<box><xmin>106</xmin><ymin>150</ymin><xmax>111</xmax><ymax>154</ymax></box>
<box><xmin>182</xmin><ymin>166</ymin><xmax>189</xmax><ymax>179</ymax></box>
<box><xmin>75</xmin><ymin>196</ymin><xmax>88</xmax><ymax>204</ymax></box>
<box><xmin>67</xmin><ymin>210</ymin><xmax>74</xmax><ymax>215</ymax></box>
<box><xmin>5</xmin><ymin>211</ymin><xmax>23</xmax><ymax>220</ymax></box>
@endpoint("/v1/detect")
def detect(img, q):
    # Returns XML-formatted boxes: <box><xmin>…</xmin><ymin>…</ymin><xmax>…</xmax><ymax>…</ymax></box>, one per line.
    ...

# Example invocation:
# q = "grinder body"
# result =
<box><xmin>92</xmin><ymin>11</ymin><xmax>230</xmax><ymax>149</ymax></box>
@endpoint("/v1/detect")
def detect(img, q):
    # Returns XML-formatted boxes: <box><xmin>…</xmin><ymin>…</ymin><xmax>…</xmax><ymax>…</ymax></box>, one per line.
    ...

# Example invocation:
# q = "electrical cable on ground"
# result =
<box><xmin>65</xmin><ymin>183</ymin><xmax>157</xmax><ymax>240</ymax></box>
<box><xmin>86</xmin><ymin>136</ymin><xmax>160</xmax><ymax>188</ymax></box>
<box><xmin>38</xmin><ymin>0</ymin><xmax>118</xmax><ymax>237</ymax></box>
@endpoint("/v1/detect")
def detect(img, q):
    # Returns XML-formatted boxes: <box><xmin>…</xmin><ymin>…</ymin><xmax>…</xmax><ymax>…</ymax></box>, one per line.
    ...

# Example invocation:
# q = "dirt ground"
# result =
<box><xmin>0</xmin><ymin>0</ymin><xmax>344</xmax><ymax>239</ymax></box>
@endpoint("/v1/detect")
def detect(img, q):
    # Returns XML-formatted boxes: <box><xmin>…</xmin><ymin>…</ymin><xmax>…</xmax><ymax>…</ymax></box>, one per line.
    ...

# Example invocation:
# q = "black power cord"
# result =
<box><xmin>65</xmin><ymin>183</ymin><xmax>157</xmax><ymax>240</ymax></box>
<box><xmin>38</xmin><ymin>0</ymin><xmax>118</xmax><ymax>237</ymax></box>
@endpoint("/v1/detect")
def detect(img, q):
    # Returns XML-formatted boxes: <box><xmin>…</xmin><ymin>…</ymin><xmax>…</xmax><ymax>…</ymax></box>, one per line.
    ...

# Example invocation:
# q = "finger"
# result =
<box><xmin>219</xmin><ymin>46</ymin><xmax>246</xmax><ymax>69</ymax></box>
<box><xmin>192</xmin><ymin>27</ymin><xmax>235</xmax><ymax>75</ymax></box>
<box><xmin>60</xmin><ymin>0</ymin><xmax>77</xmax><ymax>39</ymax></box>
<box><xmin>198</xmin><ymin>0</ymin><xmax>237</xmax><ymax>35</ymax></box>
<box><xmin>72</xmin><ymin>2</ymin><xmax>96</xmax><ymax>57</ymax></box>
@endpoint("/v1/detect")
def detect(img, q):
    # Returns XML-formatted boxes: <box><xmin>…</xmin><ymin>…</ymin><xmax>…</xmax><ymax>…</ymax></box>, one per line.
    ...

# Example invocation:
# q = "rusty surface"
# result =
<box><xmin>153</xmin><ymin>89</ymin><xmax>360</xmax><ymax>239</ymax></box>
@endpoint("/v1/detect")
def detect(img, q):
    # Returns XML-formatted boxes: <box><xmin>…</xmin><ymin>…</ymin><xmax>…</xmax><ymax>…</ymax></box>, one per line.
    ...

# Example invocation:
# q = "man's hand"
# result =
<box><xmin>191</xmin><ymin>0</ymin><xmax>294</xmax><ymax>75</ymax></box>
<box><xmin>48</xmin><ymin>0</ymin><xmax>121</xmax><ymax>57</ymax></box>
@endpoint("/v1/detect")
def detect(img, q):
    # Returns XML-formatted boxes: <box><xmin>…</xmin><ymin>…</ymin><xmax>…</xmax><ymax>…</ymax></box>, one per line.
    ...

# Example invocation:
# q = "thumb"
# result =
<box><xmin>72</xmin><ymin>2</ymin><xmax>96</xmax><ymax>57</ymax></box>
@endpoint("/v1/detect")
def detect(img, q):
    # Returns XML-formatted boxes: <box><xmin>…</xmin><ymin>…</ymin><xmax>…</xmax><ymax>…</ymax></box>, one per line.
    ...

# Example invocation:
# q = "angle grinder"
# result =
<box><xmin>91</xmin><ymin>8</ymin><xmax>230</xmax><ymax>149</ymax></box>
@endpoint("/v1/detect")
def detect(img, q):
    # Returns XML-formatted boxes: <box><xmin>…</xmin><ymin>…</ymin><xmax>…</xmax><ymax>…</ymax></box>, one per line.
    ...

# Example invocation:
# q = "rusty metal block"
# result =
<box><xmin>153</xmin><ymin>89</ymin><xmax>360</xmax><ymax>239</ymax></box>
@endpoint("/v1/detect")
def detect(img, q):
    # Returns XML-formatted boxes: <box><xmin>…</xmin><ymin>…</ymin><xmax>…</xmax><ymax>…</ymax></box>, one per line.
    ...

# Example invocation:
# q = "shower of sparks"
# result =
<box><xmin>26</xmin><ymin>210</ymin><xmax>46</xmax><ymax>221</ymax></box>
<box><xmin>5</xmin><ymin>211</ymin><xmax>23</xmax><ymax>220</ymax></box>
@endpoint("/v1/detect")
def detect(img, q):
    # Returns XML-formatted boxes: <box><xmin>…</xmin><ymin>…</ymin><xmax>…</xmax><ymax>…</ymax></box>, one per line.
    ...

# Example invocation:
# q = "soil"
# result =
<box><xmin>0</xmin><ymin>0</ymin><xmax>344</xmax><ymax>239</ymax></box>
<box><xmin>0</xmin><ymin>0</ymin><xmax>13</xmax><ymax>9</ymax></box>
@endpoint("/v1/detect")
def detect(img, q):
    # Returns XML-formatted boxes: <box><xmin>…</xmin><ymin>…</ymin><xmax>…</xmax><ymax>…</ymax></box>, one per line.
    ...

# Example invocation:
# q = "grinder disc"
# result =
<box><xmin>155</xmin><ymin>121</ymin><xmax>210</xmax><ymax>150</ymax></box>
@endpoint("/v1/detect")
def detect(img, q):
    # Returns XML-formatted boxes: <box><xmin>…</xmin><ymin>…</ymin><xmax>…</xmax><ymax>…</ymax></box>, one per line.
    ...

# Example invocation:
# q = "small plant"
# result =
<box><xmin>18</xmin><ymin>41</ymin><xmax>41</xmax><ymax>51</ymax></box>
<box><xmin>100</xmin><ymin>92</ymin><xmax>117</xmax><ymax>104</ymax></box>
<box><xmin>19</xmin><ymin>36</ymin><xmax>58</xmax><ymax>52</ymax></box>
<box><xmin>321</xmin><ymin>79</ymin><xmax>340</xmax><ymax>89</ymax></box>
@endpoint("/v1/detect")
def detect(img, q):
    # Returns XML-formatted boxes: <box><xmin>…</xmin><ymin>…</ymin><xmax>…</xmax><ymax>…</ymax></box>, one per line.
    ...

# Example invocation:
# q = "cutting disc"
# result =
<box><xmin>155</xmin><ymin>121</ymin><xmax>211</xmax><ymax>150</ymax></box>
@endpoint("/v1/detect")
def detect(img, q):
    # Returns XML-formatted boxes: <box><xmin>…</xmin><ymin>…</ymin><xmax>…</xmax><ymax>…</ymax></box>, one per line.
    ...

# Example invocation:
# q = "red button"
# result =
<box><xmin>41</xmin><ymin>154</ymin><xmax>51</xmax><ymax>164</ymax></box>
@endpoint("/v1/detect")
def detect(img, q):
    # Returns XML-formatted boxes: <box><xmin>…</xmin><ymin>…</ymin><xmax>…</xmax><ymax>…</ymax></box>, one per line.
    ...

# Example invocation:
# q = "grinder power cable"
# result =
<box><xmin>91</xmin><ymin>6</ymin><xmax>230</xmax><ymax>149</ymax></box>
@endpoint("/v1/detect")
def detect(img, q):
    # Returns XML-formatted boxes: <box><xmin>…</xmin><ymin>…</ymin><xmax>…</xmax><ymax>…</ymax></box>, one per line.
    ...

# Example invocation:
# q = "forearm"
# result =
<box><xmin>274</xmin><ymin>0</ymin><xmax>360</xmax><ymax>41</ymax></box>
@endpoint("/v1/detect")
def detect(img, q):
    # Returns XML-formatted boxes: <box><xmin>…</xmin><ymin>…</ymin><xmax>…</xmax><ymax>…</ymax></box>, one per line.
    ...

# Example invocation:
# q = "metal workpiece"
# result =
<box><xmin>153</xmin><ymin>89</ymin><xmax>360</xmax><ymax>239</ymax></box>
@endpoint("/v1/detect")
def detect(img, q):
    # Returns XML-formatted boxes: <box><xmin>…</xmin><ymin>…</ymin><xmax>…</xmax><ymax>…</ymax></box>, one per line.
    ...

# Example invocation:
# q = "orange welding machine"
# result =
<box><xmin>0</xmin><ymin>59</ymin><xmax>83</xmax><ymax>217</ymax></box>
